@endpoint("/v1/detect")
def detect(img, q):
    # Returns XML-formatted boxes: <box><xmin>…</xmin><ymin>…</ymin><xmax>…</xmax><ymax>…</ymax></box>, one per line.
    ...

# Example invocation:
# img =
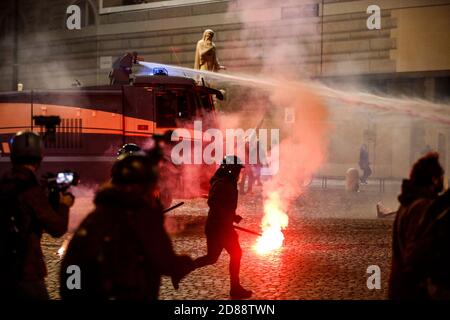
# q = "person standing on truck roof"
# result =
<box><xmin>194</xmin><ymin>29</ymin><xmax>226</xmax><ymax>72</ymax></box>
<box><xmin>109</xmin><ymin>52</ymin><xmax>138</xmax><ymax>85</ymax></box>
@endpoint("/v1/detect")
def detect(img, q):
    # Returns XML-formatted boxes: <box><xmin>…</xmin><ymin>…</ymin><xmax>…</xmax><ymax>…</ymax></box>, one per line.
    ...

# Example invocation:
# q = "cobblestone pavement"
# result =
<box><xmin>43</xmin><ymin>187</ymin><xmax>394</xmax><ymax>300</ymax></box>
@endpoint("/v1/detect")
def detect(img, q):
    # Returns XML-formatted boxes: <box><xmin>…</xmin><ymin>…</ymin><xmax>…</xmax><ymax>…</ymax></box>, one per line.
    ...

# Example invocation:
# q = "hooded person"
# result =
<box><xmin>403</xmin><ymin>189</ymin><xmax>450</xmax><ymax>299</ymax></box>
<box><xmin>389</xmin><ymin>152</ymin><xmax>444</xmax><ymax>299</ymax></box>
<box><xmin>194</xmin><ymin>29</ymin><xmax>224</xmax><ymax>72</ymax></box>
<box><xmin>60</xmin><ymin>154</ymin><xmax>193</xmax><ymax>301</ymax></box>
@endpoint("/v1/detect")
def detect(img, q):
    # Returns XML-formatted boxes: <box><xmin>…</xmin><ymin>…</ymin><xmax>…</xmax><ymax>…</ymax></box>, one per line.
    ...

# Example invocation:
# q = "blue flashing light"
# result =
<box><xmin>152</xmin><ymin>67</ymin><xmax>168</xmax><ymax>76</ymax></box>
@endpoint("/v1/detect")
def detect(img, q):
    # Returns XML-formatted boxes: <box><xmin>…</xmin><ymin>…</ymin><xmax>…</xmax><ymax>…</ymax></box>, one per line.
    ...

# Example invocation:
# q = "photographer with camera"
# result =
<box><xmin>0</xmin><ymin>131</ymin><xmax>74</xmax><ymax>300</ymax></box>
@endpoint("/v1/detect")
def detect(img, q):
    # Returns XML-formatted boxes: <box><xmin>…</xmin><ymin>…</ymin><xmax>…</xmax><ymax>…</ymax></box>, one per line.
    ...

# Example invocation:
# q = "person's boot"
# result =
<box><xmin>171</xmin><ymin>274</ymin><xmax>182</xmax><ymax>290</ymax></box>
<box><xmin>230</xmin><ymin>285</ymin><xmax>252</xmax><ymax>299</ymax></box>
<box><xmin>172</xmin><ymin>256</ymin><xmax>195</xmax><ymax>289</ymax></box>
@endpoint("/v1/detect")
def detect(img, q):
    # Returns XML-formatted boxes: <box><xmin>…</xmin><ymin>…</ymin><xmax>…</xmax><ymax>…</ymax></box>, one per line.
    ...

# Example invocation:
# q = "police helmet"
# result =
<box><xmin>10</xmin><ymin>131</ymin><xmax>43</xmax><ymax>164</ymax></box>
<box><xmin>116</xmin><ymin>143</ymin><xmax>144</xmax><ymax>160</ymax></box>
<box><xmin>111</xmin><ymin>154</ymin><xmax>158</xmax><ymax>186</ymax></box>
<box><xmin>220</xmin><ymin>155</ymin><xmax>244</xmax><ymax>170</ymax></box>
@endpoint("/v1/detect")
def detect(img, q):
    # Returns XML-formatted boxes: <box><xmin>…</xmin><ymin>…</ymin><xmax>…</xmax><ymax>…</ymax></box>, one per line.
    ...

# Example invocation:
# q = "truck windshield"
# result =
<box><xmin>155</xmin><ymin>89</ymin><xmax>195</xmax><ymax>127</ymax></box>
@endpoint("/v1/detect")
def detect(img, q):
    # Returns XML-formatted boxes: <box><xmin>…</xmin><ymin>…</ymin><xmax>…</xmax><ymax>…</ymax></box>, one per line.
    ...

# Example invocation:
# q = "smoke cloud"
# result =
<box><xmin>222</xmin><ymin>0</ymin><xmax>329</xmax><ymax>211</ymax></box>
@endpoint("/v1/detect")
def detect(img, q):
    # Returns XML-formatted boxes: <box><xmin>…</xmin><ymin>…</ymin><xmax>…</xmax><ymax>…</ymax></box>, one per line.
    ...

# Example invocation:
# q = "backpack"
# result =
<box><xmin>0</xmin><ymin>179</ymin><xmax>32</xmax><ymax>282</ymax></box>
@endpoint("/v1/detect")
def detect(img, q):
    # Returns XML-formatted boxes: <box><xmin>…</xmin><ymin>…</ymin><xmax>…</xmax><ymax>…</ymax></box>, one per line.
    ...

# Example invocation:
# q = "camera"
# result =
<box><xmin>42</xmin><ymin>171</ymin><xmax>79</xmax><ymax>210</ymax></box>
<box><xmin>55</xmin><ymin>172</ymin><xmax>78</xmax><ymax>186</ymax></box>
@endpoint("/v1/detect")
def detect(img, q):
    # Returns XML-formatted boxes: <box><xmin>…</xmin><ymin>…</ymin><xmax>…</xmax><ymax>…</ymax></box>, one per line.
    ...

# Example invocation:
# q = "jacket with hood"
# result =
<box><xmin>194</xmin><ymin>29</ymin><xmax>220</xmax><ymax>71</ymax></box>
<box><xmin>404</xmin><ymin>189</ymin><xmax>450</xmax><ymax>298</ymax></box>
<box><xmin>389</xmin><ymin>179</ymin><xmax>438</xmax><ymax>299</ymax></box>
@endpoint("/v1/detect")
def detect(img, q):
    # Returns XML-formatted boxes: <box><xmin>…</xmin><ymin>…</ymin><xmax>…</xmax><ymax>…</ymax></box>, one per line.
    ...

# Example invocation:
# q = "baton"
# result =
<box><xmin>163</xmin><ymin>201</ymin><xmax>185</xmax><ymax>214</ymax></box>
<box><xmin>233</xmin><ymin>225</ymin><xmax>262</xmax><ymax>237</ymax></box>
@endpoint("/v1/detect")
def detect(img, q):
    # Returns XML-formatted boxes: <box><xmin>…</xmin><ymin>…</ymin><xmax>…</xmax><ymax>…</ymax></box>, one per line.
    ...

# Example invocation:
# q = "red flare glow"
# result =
<box><xmin>255</xmin><ymin>192</ymin><xmax>288</xmax><ymax>255</ymax></box>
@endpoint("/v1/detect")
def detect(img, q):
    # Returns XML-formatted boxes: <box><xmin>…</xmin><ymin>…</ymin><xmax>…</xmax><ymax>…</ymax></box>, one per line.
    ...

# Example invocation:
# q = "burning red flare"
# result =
<box><xmin>57</xmin><ymin>243</ymin><xmax>66</xmax><ymax>258</ymax></box>
<box><xmin>57</xmin><ymin>237</ymin><xmax>71</xmax><ymax>259</ymax></box>
<box><xmin>255</xmin><ymin>192</ymin><xmax>288</xmax><ymax>255</ymax></box>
